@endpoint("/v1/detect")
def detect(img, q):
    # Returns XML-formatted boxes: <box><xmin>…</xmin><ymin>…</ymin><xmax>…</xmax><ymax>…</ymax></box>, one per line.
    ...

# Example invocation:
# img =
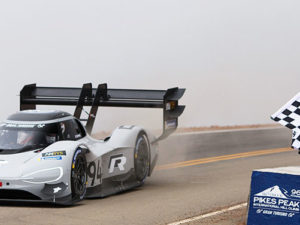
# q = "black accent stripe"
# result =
<box><xmin>0</xmin><ymin>189</ymin><xmax>41</xmax><ymax>200</ymax></box>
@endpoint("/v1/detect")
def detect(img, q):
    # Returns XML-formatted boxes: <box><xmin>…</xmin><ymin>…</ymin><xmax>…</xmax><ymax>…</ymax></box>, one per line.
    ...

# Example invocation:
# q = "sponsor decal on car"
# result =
<box><xmin>53</xmin><ymin>187</ymin><xmax>62</xmax><ymax>194</ymax></box>
<box><xmin>39</xmin><ymin>156</ymin><xmax>63</xmax><ymax>161</ymax></box>
<box><xmin>42</xmin><ymin>151</ymin><xmax>66</xmax><ymax>157</ymax></box>
<box><xmin>2</xmin><ymin>123</ymin><xmax>47</xmax><ymax>129</ymax></box>
<box><xmin>37</xmin><ymin>124</ymin><xmax>45</xmax><ymax>128</ymax></box>
<box><xmin>5</xmin><ymin>124</ymin><xmax>35</xmax><ymax>128</ymax></box>
<box><xmin>108</xmin><ymin>154</ymin><xmax>127</xmax><ymax>173</ymax></box>
<box><xmin>38</xmin><ymin>151</ymin><xmax>66</xmax><ymax>161</ymax></box>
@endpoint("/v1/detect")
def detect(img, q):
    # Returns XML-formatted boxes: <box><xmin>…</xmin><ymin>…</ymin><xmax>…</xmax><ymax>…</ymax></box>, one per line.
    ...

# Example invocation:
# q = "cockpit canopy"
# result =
<box><xmin>0</xmin><ymin>110</ymin><xmax>86</xmax><ymax>154</ymax></box>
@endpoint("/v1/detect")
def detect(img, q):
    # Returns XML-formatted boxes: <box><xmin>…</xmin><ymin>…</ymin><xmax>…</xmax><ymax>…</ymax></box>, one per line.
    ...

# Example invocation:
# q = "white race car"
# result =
<box><xmin>0</xmin><ymin>83</ymin><xmax>185</xmax><ymax>205</ymax></box>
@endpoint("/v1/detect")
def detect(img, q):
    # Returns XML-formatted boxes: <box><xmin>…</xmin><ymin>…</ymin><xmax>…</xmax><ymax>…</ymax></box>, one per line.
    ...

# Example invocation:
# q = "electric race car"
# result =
<box><xmin>0</xmin><ymin>83</ymin><xmax>185</xmax><ymax>204</ymax></box>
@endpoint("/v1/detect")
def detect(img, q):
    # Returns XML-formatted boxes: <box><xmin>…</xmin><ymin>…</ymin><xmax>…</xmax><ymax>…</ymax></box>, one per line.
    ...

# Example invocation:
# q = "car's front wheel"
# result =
<box><xmin>71</xmin><ymin>148</ymin><xmax>87</xmax><ymax>202</ymax></box>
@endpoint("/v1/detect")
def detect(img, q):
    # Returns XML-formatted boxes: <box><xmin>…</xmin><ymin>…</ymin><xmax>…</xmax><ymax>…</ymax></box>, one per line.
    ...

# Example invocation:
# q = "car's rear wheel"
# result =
<box><xmin>71</xmin><ymin>148</ymin><xmax>87</xmax><ymax>202</ymax></box>
<box><xmin>134</xmin><ymin>132</ymin><xmax>150</xmax><ymax>182</ymax></box>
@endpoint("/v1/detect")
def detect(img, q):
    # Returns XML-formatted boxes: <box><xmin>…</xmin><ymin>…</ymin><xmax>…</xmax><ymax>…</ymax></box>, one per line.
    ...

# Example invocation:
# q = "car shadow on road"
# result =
<box><xmin>0</xmin><ymin>200</ymin><xmax>82</xmax><ymax>208</ymax></box>
<box><xmin>0</xmin><ymin>185</ymin><xmax>149</xmax><ymax>207</ymax></box>
<box><xmin>86</xmin><ymin>186</ymin><xmax>142</xmax><ymax>201</ymax></box>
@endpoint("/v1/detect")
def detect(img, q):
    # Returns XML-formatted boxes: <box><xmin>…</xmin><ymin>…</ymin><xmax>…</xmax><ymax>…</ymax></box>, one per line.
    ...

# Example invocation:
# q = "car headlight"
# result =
<box><xmin>22</xmin><ymin>167</ymin><xmax>63</xmax><ymax>184</ymax></box>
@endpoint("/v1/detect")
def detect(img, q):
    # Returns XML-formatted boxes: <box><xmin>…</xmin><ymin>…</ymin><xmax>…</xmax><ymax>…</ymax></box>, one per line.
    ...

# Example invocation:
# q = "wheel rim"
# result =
<box><xmin>72</xmin><ymin>156</ymin><xmax>86</xmax><ymax>196</ymax></box>
<box><xmin>135</xmin><ymin>137</ymin><xmax>149</xmax><ymax>181</ymax></box>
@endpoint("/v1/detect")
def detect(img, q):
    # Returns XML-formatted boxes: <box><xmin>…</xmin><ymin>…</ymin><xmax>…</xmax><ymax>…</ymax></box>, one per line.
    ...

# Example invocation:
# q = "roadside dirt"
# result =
<box><xmin>176</xmin><ymin>124</ymin><xmax>279</xmax><ymax>133</ymax></box>
<box><xmin>186</xmin><ymin>207</ymin><xmax>247</xmax><ymax>225</ymax></box>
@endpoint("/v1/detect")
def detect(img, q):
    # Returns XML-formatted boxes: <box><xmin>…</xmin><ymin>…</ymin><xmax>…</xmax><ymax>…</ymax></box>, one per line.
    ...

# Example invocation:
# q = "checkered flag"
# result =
<box><xmin>271</xmin><ymin>92</ymin><xmax>300</xmax><ymax>150</ymax></box>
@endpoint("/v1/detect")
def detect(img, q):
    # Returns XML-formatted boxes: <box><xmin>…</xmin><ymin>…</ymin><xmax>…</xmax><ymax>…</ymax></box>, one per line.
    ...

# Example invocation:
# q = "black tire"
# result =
<box><xmin>134</xmin><ymin>132</ymin><xmax>150</xmax><ymax>182</ymax></box>
<box><xmin>71</xmin><ymin>148</ymin><xmax>87</xmax><ymax>201</ymax></box>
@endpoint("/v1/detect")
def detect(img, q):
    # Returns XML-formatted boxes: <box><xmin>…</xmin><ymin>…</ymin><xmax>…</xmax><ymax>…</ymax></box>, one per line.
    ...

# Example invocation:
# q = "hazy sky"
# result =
<box><xmin>0</xmin><ymin>0</ymin><xmax>300</xmax><ymax>132</ymax></box>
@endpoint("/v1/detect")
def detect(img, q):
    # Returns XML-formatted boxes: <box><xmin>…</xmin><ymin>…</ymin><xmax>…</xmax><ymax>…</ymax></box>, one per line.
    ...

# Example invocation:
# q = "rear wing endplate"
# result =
<box><xmin>20</xmin><ymin>83</ymin><xmax>185</xmax><ymax>141</ymax></box>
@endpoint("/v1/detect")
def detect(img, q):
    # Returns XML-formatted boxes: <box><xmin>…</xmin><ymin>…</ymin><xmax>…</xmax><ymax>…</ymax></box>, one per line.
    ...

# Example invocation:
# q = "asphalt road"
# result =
<box><xmin>0</xmin><ymin>127</ymin><xmax>299</xmax><ymax>225</ymax></box>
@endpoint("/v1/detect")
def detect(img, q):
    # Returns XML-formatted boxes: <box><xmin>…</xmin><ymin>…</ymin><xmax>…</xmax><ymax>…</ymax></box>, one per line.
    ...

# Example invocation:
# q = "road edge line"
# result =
<box><xmin>167</xmin><ymin>203</ymin><xmax>247</xmax><ymax>225</ymax></box>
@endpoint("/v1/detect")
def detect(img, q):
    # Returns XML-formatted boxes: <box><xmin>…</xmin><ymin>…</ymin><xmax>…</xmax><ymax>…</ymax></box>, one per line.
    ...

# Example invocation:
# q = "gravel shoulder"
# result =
<box><xmin>187</xmin><ymin>206</ymin><xmax>247</xmax><ymax>225</ymax></box>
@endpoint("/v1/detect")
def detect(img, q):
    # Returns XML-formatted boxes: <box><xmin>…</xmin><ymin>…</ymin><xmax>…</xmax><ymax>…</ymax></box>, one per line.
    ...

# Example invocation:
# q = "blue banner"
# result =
<box><xmin>247</xmin><ymin>170</ymin><xmax>300</xmax><ymax>224</ymax></box>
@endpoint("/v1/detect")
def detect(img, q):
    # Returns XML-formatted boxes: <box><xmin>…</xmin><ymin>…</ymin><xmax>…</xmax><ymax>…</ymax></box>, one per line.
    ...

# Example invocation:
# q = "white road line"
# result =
<box><xmin>167</xmin><ymin>203</ymin><xmax>247</xmax><ymax>225</ymax></box>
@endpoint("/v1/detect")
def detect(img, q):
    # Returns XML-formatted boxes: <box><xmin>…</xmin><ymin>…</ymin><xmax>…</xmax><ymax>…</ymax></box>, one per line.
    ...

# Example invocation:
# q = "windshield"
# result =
<box><xmin>0</xmin><ymin>123</ymin><xmax>60</xmax><ymax>154</ymax></box>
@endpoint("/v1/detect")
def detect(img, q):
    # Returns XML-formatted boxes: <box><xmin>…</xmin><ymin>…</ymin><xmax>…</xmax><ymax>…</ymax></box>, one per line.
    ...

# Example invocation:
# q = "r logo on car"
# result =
<box><xmin>108</xmin><ymin>155</ymin><xmax>127</xmax><ymax>173</ymax></box>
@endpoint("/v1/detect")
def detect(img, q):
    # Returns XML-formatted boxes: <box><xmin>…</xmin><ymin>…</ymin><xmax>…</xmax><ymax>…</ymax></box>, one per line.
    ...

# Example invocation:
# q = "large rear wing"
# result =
<box><xmin>20</xmin><ymin>83</ymin><xmax>185</xmax><ymax>141</ymax></box>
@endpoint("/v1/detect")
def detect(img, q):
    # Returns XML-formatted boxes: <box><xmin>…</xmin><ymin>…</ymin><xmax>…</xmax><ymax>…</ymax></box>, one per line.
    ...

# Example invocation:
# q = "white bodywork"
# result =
<box><xmin>0</xmin><ymin>115</ymin><xmax>159</xmax><ymax>204</ymax></box>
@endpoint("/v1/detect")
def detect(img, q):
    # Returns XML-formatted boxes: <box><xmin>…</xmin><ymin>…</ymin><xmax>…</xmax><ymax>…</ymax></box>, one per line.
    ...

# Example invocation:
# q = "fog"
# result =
<box><xmin>0</xmin><ymin>0</ymin><xmax>299</xmax><ymax>132</ymax></box>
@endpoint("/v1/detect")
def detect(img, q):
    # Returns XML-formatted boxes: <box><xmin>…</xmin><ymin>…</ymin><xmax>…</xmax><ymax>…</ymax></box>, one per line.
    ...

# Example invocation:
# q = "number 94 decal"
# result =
<box><xmin>87</xmin><ymin>160</ymin><xmax>102</xmax><ymax>187</ymax></box>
